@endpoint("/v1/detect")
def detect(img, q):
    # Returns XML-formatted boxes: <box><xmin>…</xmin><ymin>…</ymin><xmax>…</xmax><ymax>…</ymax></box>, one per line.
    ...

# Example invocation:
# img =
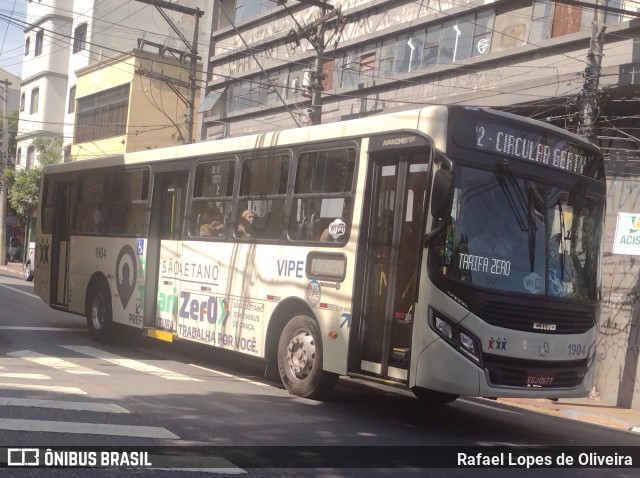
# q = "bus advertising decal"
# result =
<box><xmin>161</xmin><ymin>259</ymin><xmax>219</xmax><ymax>285</ymax></box>
<box><xmin>116</xmin><ymin>245</ymin><xmax>137</xmax><ymax>309</ymax></box>
<box><xmin>36</xmin><ymin>238</ymin><xmax>50</xmax><ymax>265</ymax></box>
<box><xmin>488</xmin><ymin>337</ymin><xmax>508</xmax><ymax>352</ymax></box>
<box><xmin>170</xmin><ymin>291</ymin><xmax>262</xmax><ymax>354</ymax></box>
<box><xmin>306</xmin><ymin>280</ymin><xmax>321</xmax><ymax>306</ymax></box>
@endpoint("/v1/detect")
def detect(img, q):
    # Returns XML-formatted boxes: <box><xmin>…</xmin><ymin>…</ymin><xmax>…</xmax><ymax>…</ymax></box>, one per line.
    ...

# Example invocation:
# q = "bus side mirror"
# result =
<box><xmin>431</xmin><ymin>168</ymin><xmax>452</xmax><ymax>220</ymax></box>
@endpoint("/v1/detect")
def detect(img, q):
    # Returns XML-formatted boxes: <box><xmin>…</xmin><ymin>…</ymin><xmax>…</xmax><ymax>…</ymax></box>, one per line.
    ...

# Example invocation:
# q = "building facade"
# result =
<box><xmin>18</xmin><ymin>0</ymin><xmax>210</xmax><ymax>165</ymax></box>
<box><xmin>202</xmin><ymin>0</ymin><xmax>640</xmax><ymax>408</ymax></box>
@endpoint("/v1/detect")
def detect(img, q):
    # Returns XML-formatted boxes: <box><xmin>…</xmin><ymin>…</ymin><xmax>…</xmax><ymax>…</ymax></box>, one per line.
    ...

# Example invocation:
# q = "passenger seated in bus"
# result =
<box><xmin>237</xmin><ymin>210</ymin><xmax>256</xmax><ymax>238</ymax></box>
<box><xmin>198</xmin><ymin>212</ymin><xmax>224</xmax><ymax>237</ymax></box>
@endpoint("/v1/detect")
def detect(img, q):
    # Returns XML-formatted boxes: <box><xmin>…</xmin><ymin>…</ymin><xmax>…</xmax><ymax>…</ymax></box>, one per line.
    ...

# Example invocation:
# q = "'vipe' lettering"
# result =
<box><xmin>277</xmin><ymin>259</ymin><xmax>304</xmax><ymax>278</ymax></box>
<box><xmin>179</xmin><ymin>291</ymin><xmax>229</xmax><ymax>325</ymax></box>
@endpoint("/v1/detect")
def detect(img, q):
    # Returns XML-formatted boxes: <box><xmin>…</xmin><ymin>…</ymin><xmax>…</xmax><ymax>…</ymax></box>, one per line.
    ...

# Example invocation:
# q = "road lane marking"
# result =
<box><xmin>8</xmin><ymin>350</ymin><xmax>108</xmax><ymax>375</ymax></box>
<box><xmin>0</xmin><ymin>326</ymin><xmax>83</xmax><ymax>332</ymax></box>
<box><xmin>0</xmin><ymin>372</ymin><xmax>49</xmax><ymax>380</ymax></box>
<box><xmin>0</xmin><ymin>396</ymin><xmax>129</xmax><ymax>413</ymax></box>
<box><xmin>0</xmin><ymin>382</ymin><xmax>87</xmax><ymax>394</ymax></box>
<box><xmin>0</xmin><ymin>418</ymin><xmax>179</xmax><ymax>439</ymax></box>
<box><xmin>0</xmin><ymin>284</ymin><xmax>39</xmax><ymax>299</ymax></box>
<box><xmin>62</xmin><ymin>345</ymin><xmax>201</xmax><ymax>381</ymax></box>
<box><xmin>189</xmin><ymin>363</ymin><xmax>270</xmax><ymax>388</ymax></box>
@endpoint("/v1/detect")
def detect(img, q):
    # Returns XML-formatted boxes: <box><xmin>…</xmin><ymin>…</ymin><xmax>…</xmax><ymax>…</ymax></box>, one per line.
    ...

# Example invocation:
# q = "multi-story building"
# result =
<box><xmin>17</xmin><ymin>0</ymin><xmax>72</xmax><ymax>169</ymax></box>
<box><xmin>18</xmin><ymin>0</ymin><xmax>210</xmax><ymax>164</ymax></box>
<box><xmin>202</xmin><ymin>0</ymin><xmax>640</xmax><ymax>408</ymax></box>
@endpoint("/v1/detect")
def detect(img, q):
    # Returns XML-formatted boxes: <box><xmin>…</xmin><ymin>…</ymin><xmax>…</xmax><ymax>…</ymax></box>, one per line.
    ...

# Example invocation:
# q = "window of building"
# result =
<box><xmin>68</xmin><ymin>86</ymin><xmax>76</xmax><ymax>114</ymax></box>
<box><xmin>472</xmin><ymin>10</ymin><xmax>494</xmax><ymax>57</ymax></box>
<box><xmin>289</xmin><ymin>148</ymin><xmax>356</xmax><ymax>243</ymax></box>
<box><xmin>30</xmin><ymin>88</ymin><xmax>39</xmax><ymax>114</ymax></box>
<box><xmin>35</xmin><ymin>29</ymin><xmax>44</xmax><ymax>56</ymax></box>
<box><xmin>530</xmin><ymin>0</ymin><xmax>554</xmax><ymax>43</ymax></box>
<box><xmin>378</xmin><ymin>39</ymin><xmax>396</xmax><ymax>78</ymax></box>
<box><xmin>492</xmin><ymin>6</ymin><xmax>531</xmax><ymax>52</ymax></box>
<box><xmin>16</xmin><ymin>148</ymin><xmax>21</xmax><ymax>166</ymax></box>
<box><xmin>234</xmin><ymin>0</ymin><xmax>277</xmax><ymax>24</ymax></box>
<box><xmin>440</xmin><ymin>15</ymin><xmax>474</xmax><ymax>64</ymax></box>
<box><xmin>20</xmin><ymin>92</ymin><xmax>25</xmax><ymax>112</ymax></box>
<box><xmin>73</xmin><ymin>23</ymin><xmax>87</xmax><ymax>53</ymax></box>
<box><xmin>24</xmin><ymin>36</ymin><xmax>30</xmax><ymax>56</ymax></box>
<box><xmin>26</xmin><ymin>146</ymin><xmax>35</xmax><ymax>169</ymax></box>
<box><xmin>423</xmin><ymin>25</ymin><xmax>441</xmax><ymax>67</ymax></box>
<box><xmin>396</xmin><ymin>32</ymin><xmax>425</xmax><ymax>73</ymax></box>
<box><xmin>75</xmin><ymin>84</ymin><xmax>130</xmax><ymax>143</ymax></box>
<box><xmin>238</xmin><ymin>155</ymin><xmax>289</xmax><ymax>239</ymax></box>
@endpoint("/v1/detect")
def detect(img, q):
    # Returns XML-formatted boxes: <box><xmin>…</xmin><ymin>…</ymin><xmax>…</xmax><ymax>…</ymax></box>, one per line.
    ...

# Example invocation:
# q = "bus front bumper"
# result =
<box><xmin>413</xmin><ymin>337</ymin><xmax>596</xmax><ymax>399</ymax></box>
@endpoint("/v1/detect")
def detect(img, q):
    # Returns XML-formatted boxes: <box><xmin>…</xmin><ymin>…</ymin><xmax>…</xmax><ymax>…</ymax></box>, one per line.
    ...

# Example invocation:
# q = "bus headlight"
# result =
<box><xmin>434</xmin><ymin>316</ymin><xmax>453</xmax><ymax>340</ymax></box>
<box><xmin>460</xmin><ymin>331</ymin><xmax>478</xmax><ymax>356</ymax></box>
<box><xmin>430</xmin><ymin>309</ymin><xmax>481</xmax><ymax>363</ymax></box>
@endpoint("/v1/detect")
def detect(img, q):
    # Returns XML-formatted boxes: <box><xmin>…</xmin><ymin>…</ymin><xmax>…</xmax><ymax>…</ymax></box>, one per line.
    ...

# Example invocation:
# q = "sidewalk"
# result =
<box><xmin>1</xmin><ymin>259</ymin><xmax>638</xmax><ymax>435</ymax></box>
<box><xmin>499</xmin><ymin>397</ymin><xmax>640</xmax><ymax>434</ymax></box>
<box><xmin>0</xmin><ymin>261</ymin><xmax>23</xmax><ymax>276</ymax></box>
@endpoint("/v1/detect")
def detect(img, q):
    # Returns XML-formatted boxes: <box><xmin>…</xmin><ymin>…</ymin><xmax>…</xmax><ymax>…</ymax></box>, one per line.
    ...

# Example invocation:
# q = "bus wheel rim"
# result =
<box><xmin>91</xmin><ymin>298</ymin><xmax>104</xmax><ymax>330</ymax></box>
<box><xmin>286</xmin><ymin>329</ymin><xmax>315</xmax><ymax>380</ymax></box>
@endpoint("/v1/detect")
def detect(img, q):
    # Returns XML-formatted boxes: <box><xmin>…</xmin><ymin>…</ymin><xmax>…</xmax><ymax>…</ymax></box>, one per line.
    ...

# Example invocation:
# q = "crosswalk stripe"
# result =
<box><xmin>8</xmin><ymin>350</ymin><xmax>108</xmax><ymax>375</ymax></box>
<box><xmin>0</xmin><ymin>396</ymin><xmax>129</xmax><ymax>413</ymax></box>
<box><xmin>0</xmin><ymin>372</ymin><xmax>49</xmax><ymax>380</ymax></box>
<box><xmin>0</xmin><ymin>382</ymin><xmax>87</xmax><ymax>395</ymax></box>
<box><xmin>61</xmin><ymin>345</ymin><xmax>201</xmax><ymax>381</ymax></box>
<box><xmin>0</xmin><ymin>418</ymin><xmax>180</xmax><ymax>439</ymax></box>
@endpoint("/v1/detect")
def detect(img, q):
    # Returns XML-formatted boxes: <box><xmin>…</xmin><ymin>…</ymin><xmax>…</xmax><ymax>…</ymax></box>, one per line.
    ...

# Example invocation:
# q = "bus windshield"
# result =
<box><xmin>437</xmin><ymin>165</ymin><xmax>603</xmax><ymax>300</ymax></box>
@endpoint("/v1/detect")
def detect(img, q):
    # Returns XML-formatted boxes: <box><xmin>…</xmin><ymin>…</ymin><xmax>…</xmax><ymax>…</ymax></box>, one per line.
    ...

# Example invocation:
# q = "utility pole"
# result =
<box><xmin>282</xmin><ymin>1</ymin><xmax>341</xmax><ymax>125</ymax></box>
<box><xmin>0</xmin><ymin>79</ymin><xmax>10</xmax><ymax>266</ymax></box>
<box><xmin>578</xmin><ymin>0</ymin><xmax>606</xmax><ymax>143</ymax></box>
<box><xmin>134</xmin><ymin>0</ymin><xmax>203</xmax><ymax>143</ymax></box>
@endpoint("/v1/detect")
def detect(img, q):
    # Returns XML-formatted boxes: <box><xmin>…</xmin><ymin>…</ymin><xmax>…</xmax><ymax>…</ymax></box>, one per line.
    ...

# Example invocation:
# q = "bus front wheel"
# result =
<box><xmin>277</xmin><ymin>315</ymin><xmax>337</xmax><ymax>399</ymax></box>
<box><xmin>412</xmin><ymin>387</ymin><xmax>459</xmax><ymax>405</ymax></box>
<box><xmin>86</xmin><ymin>282</ymin><xmax>113</xmax><ymax>342</ymax></box>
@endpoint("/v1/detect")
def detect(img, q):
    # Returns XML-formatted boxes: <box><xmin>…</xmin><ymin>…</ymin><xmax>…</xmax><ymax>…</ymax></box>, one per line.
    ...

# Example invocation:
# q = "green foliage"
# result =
<box><xmin>0</xmin><ymin>110</ymin><xmax>18</xmax><ymax>160</ymax></box>
<box><xmin>3</xmin><ymin>137</ymin><xmax>63</xmax><ymax>219</ymax></box>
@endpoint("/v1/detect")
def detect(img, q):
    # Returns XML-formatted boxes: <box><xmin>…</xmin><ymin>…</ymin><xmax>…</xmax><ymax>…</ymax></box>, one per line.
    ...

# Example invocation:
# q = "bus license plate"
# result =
<box><xmin>525</xmin><ymin>373</ymin><xmax>555</xmax><ymax>387</ymax></box>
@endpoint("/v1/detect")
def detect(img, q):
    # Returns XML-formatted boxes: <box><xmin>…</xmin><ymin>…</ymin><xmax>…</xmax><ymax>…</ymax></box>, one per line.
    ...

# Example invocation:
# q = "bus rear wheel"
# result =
<box><xmin>86</xmin><ymin>282</ymin><xmax>113</xmax><ymax>342</ymax></box>
<box><xmin>412</xmin><ymin>387</ymin><xmax>459</xmax><ymax>405</ymax></box>
<box><xmin>277</xmin><ymin>315</ymin><xmax>337</xmax><ymax>399</ymax></box>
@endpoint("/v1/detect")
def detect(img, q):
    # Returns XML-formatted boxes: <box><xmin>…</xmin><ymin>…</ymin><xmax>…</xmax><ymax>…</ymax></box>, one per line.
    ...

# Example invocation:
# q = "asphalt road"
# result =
<box><xmin>0</xmin><ymin>270</ymin><xmax>639</xmax><ymax>477</ymax></box>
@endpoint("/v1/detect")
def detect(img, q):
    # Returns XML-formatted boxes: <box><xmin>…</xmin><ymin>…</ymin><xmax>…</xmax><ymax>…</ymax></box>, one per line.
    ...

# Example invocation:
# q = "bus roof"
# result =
<box><xmin>43</xmin><ymin>105</ymin><xmax>598</xmax><ymax>174</ymax></box>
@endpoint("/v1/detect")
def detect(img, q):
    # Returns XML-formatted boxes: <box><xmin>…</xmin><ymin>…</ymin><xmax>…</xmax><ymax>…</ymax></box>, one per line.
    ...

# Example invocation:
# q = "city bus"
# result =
<box><xmin>34</xmin><ymin>105</ymin><xmax>605</xmax><ymax>404</ymax></box>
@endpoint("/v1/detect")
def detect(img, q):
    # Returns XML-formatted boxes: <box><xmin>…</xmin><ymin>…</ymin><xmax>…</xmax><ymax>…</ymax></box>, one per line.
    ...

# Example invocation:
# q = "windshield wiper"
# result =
<box><xmin>495</xmin><ymin>159</ymin><xmax>537</xmax><ymax>271</ymax></box>
<box><xmin>495</xmin><ymin>159</ymin><xmax>528</xmax><ymax>232</ymax></box>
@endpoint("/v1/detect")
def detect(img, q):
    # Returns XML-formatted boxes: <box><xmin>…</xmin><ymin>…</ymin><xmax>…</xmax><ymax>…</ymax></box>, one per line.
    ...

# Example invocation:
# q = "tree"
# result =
<box><xmin>0</xmin><ymin>110</ymin><xmax>18</xmax><ymax>162</ymax></box>
<box><xmin>2</xmin><ymin>137</ymin><xmax>63</xmax><ymax>219</ymax></box>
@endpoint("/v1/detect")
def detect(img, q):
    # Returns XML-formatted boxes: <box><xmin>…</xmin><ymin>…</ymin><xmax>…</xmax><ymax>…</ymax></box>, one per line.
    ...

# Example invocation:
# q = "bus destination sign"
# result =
<box><xmin>465</xmin><ymin>120</ymin><xmax>602</xmax><ymax>179</ymax></box>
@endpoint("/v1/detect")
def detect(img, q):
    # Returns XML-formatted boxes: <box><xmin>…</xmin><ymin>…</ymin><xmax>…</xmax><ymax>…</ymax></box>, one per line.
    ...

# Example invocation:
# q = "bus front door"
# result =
<box><xmin>359</xmin><ymin>155</ymin><xmax>429</xmax><ymax>383</ymax></box>
<box><xmin>50</xmin><ymin>181</ymin><xmax>75</xmax><ymax>307</ymax></box>
<box><xmin>144</xmin><ymin>172</ymin><xmax>189</xmax><ymax>332</ymax></box>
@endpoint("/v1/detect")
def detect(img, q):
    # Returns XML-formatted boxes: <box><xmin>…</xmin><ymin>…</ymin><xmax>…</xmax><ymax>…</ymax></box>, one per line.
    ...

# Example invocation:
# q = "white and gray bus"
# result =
<box><xmin>34</xmin><ymin>105</ymin><xmax>605</xmax><ymax>403</ymax></box>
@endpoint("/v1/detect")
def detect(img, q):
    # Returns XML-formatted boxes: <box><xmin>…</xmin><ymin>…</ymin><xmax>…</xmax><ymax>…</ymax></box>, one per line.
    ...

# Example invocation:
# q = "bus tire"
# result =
<box><xmin>277</xmin><ymin>315</ymin><xmax>337</xmax><ymax>400</ymax></box>
<box><xmin>23</xmin><ymin>262</ymin><xmax>34</xmax><ymax>282</ymax></box>
<box><xmin>86</xmin><ymin>282</ymin><xmax>113</xmax><ymax>342</ymax></box>
<box><xmin>412</xmin><ymin>387</ymin><xmax>459</xmax><ymax>405</ymax></box>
